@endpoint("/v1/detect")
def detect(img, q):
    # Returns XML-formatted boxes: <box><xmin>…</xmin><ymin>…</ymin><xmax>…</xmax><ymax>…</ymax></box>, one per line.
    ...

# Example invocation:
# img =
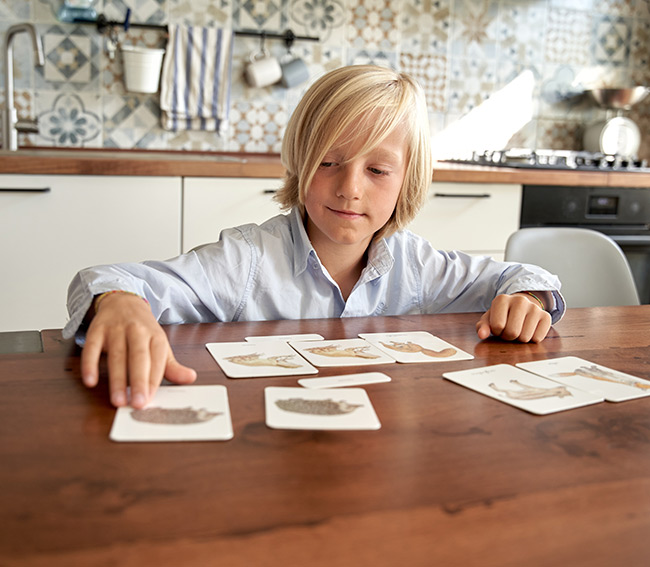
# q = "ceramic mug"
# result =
<box><xmin>280</xmin><ymin>57</ymin><xmax>309</xmax><ymax>89</ymax></box>
<box><xmin>244</xmin><ymin>49</ymin><xmax>282</xmax><ymax>88</ymax></box>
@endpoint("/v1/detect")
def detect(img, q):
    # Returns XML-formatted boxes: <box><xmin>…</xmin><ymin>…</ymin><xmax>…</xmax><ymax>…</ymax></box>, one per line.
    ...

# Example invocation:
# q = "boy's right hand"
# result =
<box><xmin>80</xmin><ymin>292</ymin><xmax>197</xmax><ymax>408</ymax></box>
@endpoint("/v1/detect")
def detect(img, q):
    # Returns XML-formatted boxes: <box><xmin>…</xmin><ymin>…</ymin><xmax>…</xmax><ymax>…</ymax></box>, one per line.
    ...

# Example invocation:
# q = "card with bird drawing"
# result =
<box><xmin>443</xmin><ymin>364</ymin><xmax>604</xmax><ymax>415</ymax></box>
<box><xmin>358</xmin><ymin>331</ymin><xmax>473</xmax><ymax>363</ymax></box>
<box><xmin>206</xmin><ymin>340</ymin><xmax>318</xmax><ymax>378</ymax></box>
<box><xmin>288</xmin><ymin>338</ymin><xmax>396</xmax><ymax>367</ymax></box>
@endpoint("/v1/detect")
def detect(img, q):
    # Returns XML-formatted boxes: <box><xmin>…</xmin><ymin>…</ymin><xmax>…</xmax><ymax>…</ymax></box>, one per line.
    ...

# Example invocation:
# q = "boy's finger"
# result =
<box><xmin>106</xmin><ymin>335</ymin><xmax>128</xmax><ymax>407</ymax></box>
<box><xmin>475</xmin><ymin>313</ymin><xmax>492</xmax><ymax>339</ymax></box>
<box><xmin>80</xmin><ymin>335</ymin><xmax>102</xmax><ymax>388</ymax></box>
<box><xmin>127</xmin><ymin>332</ymin><xmax>152</xmax><ymax>409</ymax></box>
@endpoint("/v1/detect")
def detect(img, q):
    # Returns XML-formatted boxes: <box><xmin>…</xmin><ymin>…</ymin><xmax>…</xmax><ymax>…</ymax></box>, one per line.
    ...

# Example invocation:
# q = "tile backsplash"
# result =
<box><xmin>2</xmin><ymin>0</ymin><xmax>650</xmax><ymax>159</ymax></box>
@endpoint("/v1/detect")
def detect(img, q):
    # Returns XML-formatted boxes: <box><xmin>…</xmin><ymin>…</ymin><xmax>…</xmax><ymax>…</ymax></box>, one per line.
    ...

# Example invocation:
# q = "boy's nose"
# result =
<box><xmin>336</xmin><ymin>165</ymin><xmax>364</xmax><ymax>200</ymax></box>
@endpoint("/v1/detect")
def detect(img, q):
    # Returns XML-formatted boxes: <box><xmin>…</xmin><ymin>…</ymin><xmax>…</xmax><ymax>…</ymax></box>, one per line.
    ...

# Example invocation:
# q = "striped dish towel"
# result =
<box><xmin>160</xmin><ymin>25</ymin><xmax>234</xmax><ymax>133</ymax></box>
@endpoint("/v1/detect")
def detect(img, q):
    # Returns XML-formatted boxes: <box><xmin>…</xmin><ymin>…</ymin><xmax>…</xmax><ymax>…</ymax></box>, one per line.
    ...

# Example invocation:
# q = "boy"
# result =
<box><xmin>64</xmin><ymin>65</ymin><xmax>564</xmax><ymax>409</ymax></box>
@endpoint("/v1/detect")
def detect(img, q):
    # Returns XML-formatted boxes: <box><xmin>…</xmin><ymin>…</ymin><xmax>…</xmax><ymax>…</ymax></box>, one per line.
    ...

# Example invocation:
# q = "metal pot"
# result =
<box><xmin>587</xmin><ymin>87</ymin><xmax>650</xmax><ymax>110</ymax></box>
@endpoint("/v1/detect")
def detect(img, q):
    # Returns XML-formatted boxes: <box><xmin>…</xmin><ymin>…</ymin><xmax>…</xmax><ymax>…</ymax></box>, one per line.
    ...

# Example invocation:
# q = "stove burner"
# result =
<box><xmin>443</xmin><ymin>149</ymin><xmax>650</xmax><ymax>171</ymax></box>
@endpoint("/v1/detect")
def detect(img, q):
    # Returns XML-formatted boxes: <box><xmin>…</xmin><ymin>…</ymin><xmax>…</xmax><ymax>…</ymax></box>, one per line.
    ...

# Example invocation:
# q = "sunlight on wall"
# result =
<box><xmin>431</xmin><ymin>70</ymin><xmax>535</xmax><ymax>160</ymax></box>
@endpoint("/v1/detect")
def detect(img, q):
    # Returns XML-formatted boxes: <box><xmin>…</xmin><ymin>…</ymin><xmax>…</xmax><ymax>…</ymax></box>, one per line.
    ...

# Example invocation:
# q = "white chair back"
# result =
<box><xmin>505</xmin><ymin>227</ymin><xmax>640</xmax><ymax>308</ymax></box>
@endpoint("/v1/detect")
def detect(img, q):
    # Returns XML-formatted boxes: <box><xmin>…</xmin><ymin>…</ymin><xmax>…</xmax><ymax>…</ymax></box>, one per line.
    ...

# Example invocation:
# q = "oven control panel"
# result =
<box><xmin>520</xmin><ymin>185</ymin><xmax>650</xmax><ymax>231</ymax></box>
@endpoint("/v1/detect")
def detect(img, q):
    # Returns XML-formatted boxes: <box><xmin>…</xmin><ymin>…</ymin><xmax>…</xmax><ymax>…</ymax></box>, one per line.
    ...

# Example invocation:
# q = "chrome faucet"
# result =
<box><xmin>2</xmin><ymin>23</ymin><xmax>45</xmax><ymax>151</ymax></box>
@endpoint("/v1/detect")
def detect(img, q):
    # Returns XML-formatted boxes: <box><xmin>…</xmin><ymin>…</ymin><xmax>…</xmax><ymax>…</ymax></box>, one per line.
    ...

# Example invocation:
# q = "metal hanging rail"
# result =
<box><xmin>73</xmin><ymin>10</ymin><xmax>320</xmax><ymax>44</ymax></box>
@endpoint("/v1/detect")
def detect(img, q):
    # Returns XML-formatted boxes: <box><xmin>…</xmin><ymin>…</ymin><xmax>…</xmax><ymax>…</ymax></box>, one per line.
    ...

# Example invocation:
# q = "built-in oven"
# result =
<box><xmin>520</xmin><ymin>185</ymin><xmax>650</xmax><ymax>304</ymax></box>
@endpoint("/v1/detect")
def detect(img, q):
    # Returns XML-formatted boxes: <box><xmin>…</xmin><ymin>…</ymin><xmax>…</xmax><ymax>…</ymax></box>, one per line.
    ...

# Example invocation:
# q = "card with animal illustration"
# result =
<box><xmin>288</xmin><ymin>338</ymin><xmax>396</xmax><ymax>367</ymax></box>
<box><xmin>206</xmin><ymin>341</ymin><xmax>318</xmax><ymax>378</ymax></box>
<box><xmin>517</xmin><ymin>356</ymin><xmax>650</xmax><ymax>402</ymax></box>
<box><xmin>358</xmin><ymin>331</ymin><xmax>474</xmax><ymax>363</ymax></box>
<box><xmin>244</xmin><ymin>333</ymin><xmax>324</xmax><ymax>343</ymax></box>
<box><xmin>265</xmin><ymin>386</ymin><xmax>381</xmax><ymax>430</ymax></box>
<box><xmin>298</xmin><ymin>371</ymin><xmax>392</xmax><ymax>389</ymax></box>
<box><xmin>442</xmin><ymin>364</ymin><xmax>604</xmax><ymax>415</ymax></box>
<box><xmin>109</xmin><ymin>385</ymin><xmax>234</xmax><ymax>442</ymax></box>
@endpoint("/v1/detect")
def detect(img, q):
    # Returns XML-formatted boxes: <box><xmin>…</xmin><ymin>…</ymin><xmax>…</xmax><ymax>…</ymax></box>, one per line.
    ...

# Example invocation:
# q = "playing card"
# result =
<box><xmin>517</xmin><ymin>356</ymin><xmax>650</xmax><ymax>402</ymax></box>
<box><xmin>298</xmin><ymin>371</ymin><xmax>392</xmax><ymax>389</ymax></box>
<box><xmin>109</xmin><ymin>385</ymin><xmax>234</xmax><ymax>442</ymax></box>
<box><xmin>206</xmin><ymin>340</ymin><xmax>318</xmax><ymax>378</ymax></box>
<box><xmin>358</xmin><ymin>331</ymin><xmax>474</xmax><ymax>363</ymax></box>
<box><xmin>245</xmin><ymin>333</ymin><xmax>324</xmax><ymax>342</ymax></box>
<box><xmin>289</xmin><ymin>338</ymin><xmax>395</xmax><ymax>367</ymax></box>
<box><xmin>265</xmin><ymin>386</ymin><xmax>381</xmax><ymax>430</ymax></box>
<box><xmin>443</xmin><ymin>364</ymin><xmax>603</xmax><ymax>415</ymax></box>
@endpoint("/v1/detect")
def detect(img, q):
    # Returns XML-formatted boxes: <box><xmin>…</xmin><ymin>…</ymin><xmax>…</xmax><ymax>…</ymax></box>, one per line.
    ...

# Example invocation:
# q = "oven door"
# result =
<box><xmin>606</xmin><ymin>233</ymin><xmax>650</xmax><ymax>304</ymax></box>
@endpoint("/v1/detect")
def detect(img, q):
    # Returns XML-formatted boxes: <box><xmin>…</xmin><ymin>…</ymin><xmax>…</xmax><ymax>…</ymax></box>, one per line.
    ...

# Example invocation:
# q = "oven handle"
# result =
<box><xmin>607</xmin><ymin>234</ymin><xmax>650</xmax><ymax>247</ymax></box>
<box><xmin>433</xmin><ymin>192</ymin><xmax>491</xmax><ymax>199</ymax></box>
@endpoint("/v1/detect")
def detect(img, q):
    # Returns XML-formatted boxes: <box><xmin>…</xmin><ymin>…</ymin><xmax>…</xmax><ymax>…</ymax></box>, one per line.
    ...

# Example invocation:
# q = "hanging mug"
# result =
<box><xmin>244</xmin><ymin>48</ymin><xmax>282</xmax><ymax>88</ymax></box>
<box><xmin>280</xmin><ymin>55</ymin><xmax>309</xmax><ymax>89</ymax></box>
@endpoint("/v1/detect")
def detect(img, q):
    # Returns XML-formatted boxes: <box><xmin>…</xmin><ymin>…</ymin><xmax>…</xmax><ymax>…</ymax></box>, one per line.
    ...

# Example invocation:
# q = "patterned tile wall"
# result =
<box><xmin>1</xmin><ymin>0</ymin><xmax>650</xmax><ymax>159</ymax></box>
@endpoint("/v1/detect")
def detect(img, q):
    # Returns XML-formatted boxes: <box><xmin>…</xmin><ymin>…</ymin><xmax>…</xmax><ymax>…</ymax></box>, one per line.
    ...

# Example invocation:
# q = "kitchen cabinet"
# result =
<box><xmin>183</xmin><ymin>178</ymin><xmax>521</xmax><ymax>260</ymax></box>
<box><xmin>182</xmin><ymin>177</ymin><xmax>284</xmax><ymax>252</ymax></box>
<box><xmin>0</xmin><ymin>175</ymin><xmax>181</xmax><ymax>332</ymax></box>
<box><xmin>407</xmin><ymin>182</ymin><xmax>522</xmax><ymax>260</ymax></box>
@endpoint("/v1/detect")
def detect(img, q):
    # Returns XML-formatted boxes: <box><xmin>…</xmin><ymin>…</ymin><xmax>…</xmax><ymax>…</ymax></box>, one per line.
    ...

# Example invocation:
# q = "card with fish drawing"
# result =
<box><xmin>206</xmin><ymin>341</ymin><xmax>318</xmax><ymax>378</ymax></box>
<box><xmin>109</xmin><ymin>385</ymin><xmax>234</xmax><ymax>442</ymax></box>
<box><xmin>265</xmin><ymin>386</ymin><xmax>381</xmax><ymax>430</ymax></box>
<box><xmin>517</xmin><ymin>356</ymin><xmax>650</xmax><ymax>402</ymax></box>
<box><xmin>288</xmin><ymin>338</ymin><xmax>396</xmax><ymax>368</ymax></box>
<box><xmin>442</xmin><ymin>364</ymin><xmax>604</xmax><ymax>415</ymax></box>
<box><xmin>358</xmin><ymin>331</ymin><xmax>474</xmax><ymax>363</ymax></box>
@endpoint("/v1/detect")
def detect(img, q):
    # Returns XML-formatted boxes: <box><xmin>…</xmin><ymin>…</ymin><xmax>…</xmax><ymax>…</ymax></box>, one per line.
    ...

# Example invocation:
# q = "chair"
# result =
<box><xmin>504</xmin><ymin>227</ymin><xmax>640</xmax><ymax>308</ymax></box>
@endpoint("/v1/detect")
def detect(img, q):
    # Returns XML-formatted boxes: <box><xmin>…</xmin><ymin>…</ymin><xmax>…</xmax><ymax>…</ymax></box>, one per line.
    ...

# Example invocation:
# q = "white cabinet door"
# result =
<box><xmin>407</xmin><ymin>182</ymin><xmax>522</xmax><ymax>260</ymax></box>
<box><xmin>182</xmin><ymin>177</ymin><xmax>283</xmax><ymax>252</ymax></box>
<box><xmin>0</xmin><ymin>175</ymin><xmax>181</xmax><ymax>332</ymax></box>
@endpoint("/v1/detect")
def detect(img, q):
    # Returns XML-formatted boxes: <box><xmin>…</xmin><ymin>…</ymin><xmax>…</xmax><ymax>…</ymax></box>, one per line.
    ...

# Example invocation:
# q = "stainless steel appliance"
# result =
<box><xmin>583</xmin><ymin>87</ymin><xmax>649</xmax><ymax>157</ymax></box>
<box><xmin>520</xmin><ymin>184</ymin><xmax>650</xmax><ymax>304</ymax></box>
<box><xmin>443</xmin><ymin>149</ymin><xmax>649</xmax><ymax>171</ymax></box>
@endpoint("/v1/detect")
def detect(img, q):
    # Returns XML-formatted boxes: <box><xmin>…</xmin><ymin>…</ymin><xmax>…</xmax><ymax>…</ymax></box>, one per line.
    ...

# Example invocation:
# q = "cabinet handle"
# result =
<box><xmin>0</xmin><ymin>186</ymin><xmax>51</xmax><ymax>193</ymax></box>
<box><xmin>263</xmin><ymin>189</ymin><xmax>278</xmax><ymax>194</ymax></box>
<box><xmin>433</xmin><ymin>192</ymin><xmax>491</xmax><ymax>198</ymax></box>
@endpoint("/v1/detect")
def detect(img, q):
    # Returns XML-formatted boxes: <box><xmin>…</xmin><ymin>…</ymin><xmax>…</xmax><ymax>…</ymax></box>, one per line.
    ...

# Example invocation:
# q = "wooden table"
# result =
<box><xmin>2</xmin><ymin>307</ymin><xmax>650</xmax><ymax>567</ymax></box>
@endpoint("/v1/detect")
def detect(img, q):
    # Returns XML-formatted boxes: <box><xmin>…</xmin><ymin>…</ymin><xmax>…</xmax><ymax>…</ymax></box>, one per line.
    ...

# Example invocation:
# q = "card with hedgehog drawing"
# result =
<box><xmin>265</xmin><ymin>386</ymin><xmax>381</xmax><ymax>430</ymax></box>
<box><xmin>109</xmin><ymin>385</ymin><xmax>234</xmax><ymax>442</ymax></box>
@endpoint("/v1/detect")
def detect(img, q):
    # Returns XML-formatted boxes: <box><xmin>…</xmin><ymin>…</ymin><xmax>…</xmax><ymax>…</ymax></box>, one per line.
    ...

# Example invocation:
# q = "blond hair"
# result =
<box><xmin>275</xmin><ymin>65</ymin><xmax>433</xmax><ymax>239</ymax></box>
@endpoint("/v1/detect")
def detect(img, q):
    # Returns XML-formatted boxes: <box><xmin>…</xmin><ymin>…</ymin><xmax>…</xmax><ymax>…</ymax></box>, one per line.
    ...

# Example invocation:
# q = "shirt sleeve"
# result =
<box><xmin>63</xmin><ymin>226</ymin><xmax>257</xmax><ymax>341</ymax></box>
<box><xmin>414</xmin><ymin>247</ymin><xmax>566</xmax><ymax>324</ymax></box>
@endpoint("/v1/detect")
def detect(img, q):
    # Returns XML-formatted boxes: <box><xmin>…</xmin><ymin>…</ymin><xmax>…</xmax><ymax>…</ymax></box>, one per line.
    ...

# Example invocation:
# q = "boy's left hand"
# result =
<box><xmin>476</xmin><ymin>292</ymin><xmax>552</xmax><ymax>343</ymax></box>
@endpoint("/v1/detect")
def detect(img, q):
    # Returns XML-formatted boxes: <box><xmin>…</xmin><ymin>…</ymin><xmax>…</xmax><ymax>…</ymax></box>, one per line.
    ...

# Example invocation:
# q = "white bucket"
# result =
<box><xmin>121</xmin><ymin>45</ymin><xmax>165</xmax><ymax>94</ymax></box>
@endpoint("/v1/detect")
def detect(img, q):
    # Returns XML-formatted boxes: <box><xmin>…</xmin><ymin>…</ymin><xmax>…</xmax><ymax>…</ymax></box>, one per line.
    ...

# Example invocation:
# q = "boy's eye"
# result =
<box><xmin>368</xmin><ymin>167</ymin><xmax>388</xmax><ymax>175</ymax></box>
<box><xmin>319</xmin><ymin>161</ymin><xmax>335</xmax><ymax>168</ymax></box>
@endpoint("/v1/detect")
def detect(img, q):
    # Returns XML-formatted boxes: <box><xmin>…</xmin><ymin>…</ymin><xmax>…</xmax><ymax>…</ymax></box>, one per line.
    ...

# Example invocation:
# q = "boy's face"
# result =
<box><xmin>303</xmin><ymin>121</ymin><xmax>408</xmax><ymax>257</ymax></box>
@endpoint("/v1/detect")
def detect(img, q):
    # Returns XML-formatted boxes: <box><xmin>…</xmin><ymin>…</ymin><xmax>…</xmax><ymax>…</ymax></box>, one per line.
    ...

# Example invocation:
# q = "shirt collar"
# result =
<box><xmin>289</xmin><ymin>207</ymin><xmax>315</xmax><ymax>277</ymax></box>
<box><xmin>362</xmin><ymin>236</ymin><xmax>394</xmax><ymax>281</ymax></box>
<box><xmin>289</xmin><ymin>207</ymin><xmax>396</xmax><ymax>280</ymax></box>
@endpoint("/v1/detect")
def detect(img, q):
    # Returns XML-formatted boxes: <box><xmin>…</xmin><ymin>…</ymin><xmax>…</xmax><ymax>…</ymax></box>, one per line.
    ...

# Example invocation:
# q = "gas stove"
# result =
<box><xmin>442</xmin><ymin>149</ymin><xmax>650</xmax><ymax>171</ymax></box>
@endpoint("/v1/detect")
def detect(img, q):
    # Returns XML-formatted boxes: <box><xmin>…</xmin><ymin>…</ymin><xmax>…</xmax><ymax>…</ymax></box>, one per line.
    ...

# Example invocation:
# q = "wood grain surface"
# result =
<box><xmin>2</xmin><ymin>306</ymin><xmax>650</xmax><ymax>567</ymax></box>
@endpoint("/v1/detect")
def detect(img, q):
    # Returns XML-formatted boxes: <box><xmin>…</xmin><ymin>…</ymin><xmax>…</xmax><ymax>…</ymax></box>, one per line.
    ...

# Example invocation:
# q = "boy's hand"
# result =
<box><xmin>80</xmin><ymin>292</ymin><xmax>197</xmax><ymax>408</ymax></box>
<box><xmin>476</xmin><ymin>292</ymin><xmax>552</xmax><ymax>343</ymax></box>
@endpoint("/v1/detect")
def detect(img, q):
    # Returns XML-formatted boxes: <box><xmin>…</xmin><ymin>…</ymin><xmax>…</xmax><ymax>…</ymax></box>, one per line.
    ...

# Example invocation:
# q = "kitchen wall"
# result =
<box><xmin>2</xmin><ymin>0</ymin><xmax>650</xmax><ymax>159</ymax></box>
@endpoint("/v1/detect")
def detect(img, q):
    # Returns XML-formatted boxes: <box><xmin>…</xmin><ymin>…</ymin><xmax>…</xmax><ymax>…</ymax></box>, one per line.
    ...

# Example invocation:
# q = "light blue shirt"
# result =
<box><xmin>63</xmin><ymin>207</ymin><xmax>565</xmax><ymax>339</ymax></box>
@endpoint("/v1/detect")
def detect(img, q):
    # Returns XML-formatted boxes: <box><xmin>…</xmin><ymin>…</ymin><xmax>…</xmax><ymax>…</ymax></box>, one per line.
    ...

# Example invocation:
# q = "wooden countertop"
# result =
<box><xmin>2</xmin><ymin>148</ymin><xmax>650</xmax><ymax>187</ymax></box>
